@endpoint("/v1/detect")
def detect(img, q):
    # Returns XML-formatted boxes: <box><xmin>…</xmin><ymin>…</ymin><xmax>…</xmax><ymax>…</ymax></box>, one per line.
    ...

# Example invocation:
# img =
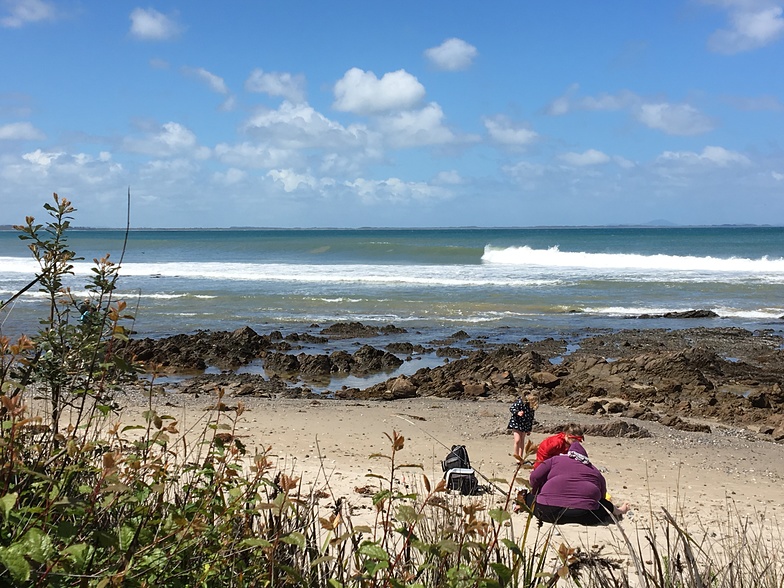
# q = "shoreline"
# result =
<box><xmin>122</xmin><ymin>322</ymin><xmax>784</xmax><ymax>439</ymax></box>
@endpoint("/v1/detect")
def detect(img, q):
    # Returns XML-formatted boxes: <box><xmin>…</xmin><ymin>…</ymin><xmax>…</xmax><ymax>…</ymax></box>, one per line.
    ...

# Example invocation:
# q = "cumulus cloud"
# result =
<box><xmin>376</xmin><ymin>103</ymin><xmax>458</xmax><ymax>148</ymax></box>
<box><xmin>333</xmin><ymin>68</ymin><xmax>425</xmax><ymax>115</ymax></box>
<box><xmin>483</xmin><ymin>115</ymin><xmax>538</xmax><ymax>147</ymax></box>
<box><xmin>129</xmin><ymin>7</ymin><xmax>182</xmax><ymax>41</ymax></box>
<box><xmin>558</xmin><ymin>149</ymin><xmax>611</xmax><ymax>166</ymax></box>
<box><xmin>213</xmin><ymin>167</ymin><xmax>246</xmax><ymax>185</ymax></box>
<box><xmin>266</xmin><ymin>169</ymin><xmax>325</xmax><ymax>192</ymax></box>
<box><xmin>242</xmin><ymin>101</ymin><xmax>380</xmax><ymax>157</ymax></box>
<box><xmin>22</xmin><ymin>148</ymin><xmax>63</xmax><ymax>166</ymax></box>
<box><xmin>182</xmin><ymin>66</ymin><xmax>228</xmax><ymax>94</ymax></box>
<box><xmin>124</xmin><ymin>121</ymin><xmax>209</xmax><ymax>158</ymax></box>
<box><xmin>245</xmin><ymin>69</ymin><xmax>306</xmax><ymax>103</ymax></box>
<box><xmin>214</xmin><ymin>142</ymin><xmax>297</xmax><ymax>169</ymax></box>
<box><xmin>424</xmin><ymin>38</ymin><xmax>478</xmax><ymax>71</ymax></box>
<box><xmin>704</xmin><ymin>0</ymin><xmax>784</xmax><ymax>53</ymax></box>
<box><xmin>1</xmin><ymin>0</ymin><xmax>56</xmax><ymax>28</ymax></box>
<box><xmin>657</xmin><ymin>145</ymin><xmax>751</xmax><ymax>166</ymax></box>
<box><xmin>0</xmin><ymin>121</ymin><xmax>44</xmax><ymax>140</ymax></box>
<box><xmin>635</xmin><ymin>103</ymin><xmax>715</xmax><ymax>135</ymax></box>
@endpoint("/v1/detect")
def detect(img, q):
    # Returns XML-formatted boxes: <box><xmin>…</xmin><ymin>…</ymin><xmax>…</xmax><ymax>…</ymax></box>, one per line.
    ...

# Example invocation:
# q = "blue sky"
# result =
<box><xmin>1</xmin><ymin>0</ymin><xmax>783</xmax><ymax>228</ymax></box>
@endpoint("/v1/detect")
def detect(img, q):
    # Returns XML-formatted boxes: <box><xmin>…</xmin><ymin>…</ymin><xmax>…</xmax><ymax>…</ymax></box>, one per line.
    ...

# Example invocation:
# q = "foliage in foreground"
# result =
<box><xmin>0</xmin><ymin>195</ymin><xmax>783</xmax><ymax>587</ymax></box>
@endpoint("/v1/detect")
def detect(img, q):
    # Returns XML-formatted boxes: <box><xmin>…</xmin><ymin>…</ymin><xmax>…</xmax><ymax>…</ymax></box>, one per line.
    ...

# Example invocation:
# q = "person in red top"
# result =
<box><xmin>533</xmin><ymin>424</ymin><xmax>584</xmax><ymax>469</ymax></box>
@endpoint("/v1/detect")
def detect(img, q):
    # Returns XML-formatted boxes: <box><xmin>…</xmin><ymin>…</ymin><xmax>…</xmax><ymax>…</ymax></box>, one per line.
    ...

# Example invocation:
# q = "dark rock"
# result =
<box><xmin>351</xmin><ymin>345</ymin><xmax>404</xmax><ymax>375</ymax></box>
<box><xmin>436</xmin><ymin>347</ymin><xmax>465</xmax><ymax>358</ymax></box>
<box><xmin>387</xmin><ymin>342</ymin><xmax>414</xmax><ymax>354</ymax></box>
<box><xmin>297</xmin><ymin>353</ymin><xmax>331</xmax><ymax>376</ymax></box>
<box><xmin>658</xmin><ymin>415</ymin><xmax>712</xmax><ymax>433</ymax></box>
<box><xmin>329</xmin><ymin>350</ymin><xmax>354</xmax><ymax>374</ymax></box>
<box><xmin>264</xmin><ymin>353</ymin><xmax>300</xmax><ymax>374</ymax></box>
<box><xmin>320</xmin><ymin>322</ymin><xmax>382</xmax><ymax>339</ymax></box>
<box><xmin>638</xmin><ymin>310</ymin><xmax>719</xmax><ymax>319</ymax></box>
<box><xmin>531</xmin><ymin>371</ymin><xmax>560</xmax><ymax>388</ymax></box>
<box><xmin>747</xmin><ymin>390</ymin><xmax>771</xmax><ymax>409</ymax></box>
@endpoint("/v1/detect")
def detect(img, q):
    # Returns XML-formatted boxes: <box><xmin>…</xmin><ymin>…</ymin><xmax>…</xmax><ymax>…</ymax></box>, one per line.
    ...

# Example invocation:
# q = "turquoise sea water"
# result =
<box><xmin>2</xmin><ymin>227</ymin><xmax>784</xmax><ymax>343</ymax></box>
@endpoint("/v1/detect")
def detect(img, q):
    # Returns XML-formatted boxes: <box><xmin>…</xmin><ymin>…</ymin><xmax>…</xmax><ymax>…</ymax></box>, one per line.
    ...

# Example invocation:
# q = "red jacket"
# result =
<box><xmin>533</xmin><ymin>432</ymin><xmax>572</xmax><ymax>469</ymax></box>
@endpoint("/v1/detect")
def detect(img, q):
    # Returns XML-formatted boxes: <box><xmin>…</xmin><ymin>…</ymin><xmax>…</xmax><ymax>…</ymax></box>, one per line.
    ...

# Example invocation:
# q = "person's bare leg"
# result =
<box><xmin>513</xmin><ymin>430</ymin><xmax>527</xmax><ymax>458</ymax></box>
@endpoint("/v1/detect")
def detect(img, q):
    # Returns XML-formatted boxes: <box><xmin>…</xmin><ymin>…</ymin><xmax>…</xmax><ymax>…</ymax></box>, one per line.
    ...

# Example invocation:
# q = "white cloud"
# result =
<box><xmin>547</xmin><ymin>85</ymin><xmax>641</xmax><ymax>115</ymax></box>
<box><xmin>613</xmin><ymin>156</ymin><xmax>636</xmax><ymax>169</ymax></box>
<box><xmin>558</xmin><ymin>149</ymin><xmax>611</xmax><ymax>166</ymax></box>
<box><xmin>346</xmin><ymin>177</ymin><xmax>450</xmax><ymax>204</ymax></box>
<box><xmin>243</xmin><ymin>101</ymin><xmax>376</xmax><ymax>151</ymax></box>
<box><xmin>424</xmin><ymin>38</ymin><xmax>478</xmax><ymax>71</ymax></box>
<box><xmin>124</xmin><ymin>122</ymin><xmax>209</xmax><ymax>158</ymax></box>
<box><xmin>182</xmin><ymin>66</ymin><xmax>228</xmax><ymax>94</ymax></box>
<box><xmin>22</xmin><ymin>148</ymin><xmax>63</xmax><ymax>166</ymax></box>
<box><xmin>0</xmin><ymin>121</ymin><xmax>44</xmax><ymax>140</ymax></box>
<box><xmin>266</xmin><ymin>169</ymin><xmax>323</xmax><ymax>192</ymax></box>
<box><xmin>333</xmin><ymin>68</ymin><xmax>425</xmax><ymax>115</ymax></box>
<box><xmin>245</xmin><ymin>69</ymin><xmax>306</xmax><ymax>103</ymax></box>
<box><xmin>772</xmin><ymin>171</ymin><xmax>784</xmax><ymax>181</ymax></box>
<box><xmin>579</xmin><ymin>91</ymin><xmax>639</xmax><ymax>112</ymax></box>
<box><xmin>705</xmin><ymin>1</ymin><xmax>784</xmax><ymax>53</ymax></box>
<box><xmin>213</xmin><ymin>167</ymin><xmax>246</xmax><ymax>185</ymax></box>
<box><xmin>214</xmin><ymin>142</ymin><xmax>297</xmax><ymax>169</ymax></box>
<box><xmin>657</xmin><ymin>145</ymin><xmax>751</xmax><ymax>166</ymax></box>
<box><xmin>1</xmin><ymin>0</ymin><xmax>56</xmax><ymax>28</ymax></box>
<box><xmin>129</xmin><ymin>7</ymin><xmax>182</xmax><ymax>41</ymax></box>
<box><xmin>376</xmin><ymin>103</ymin><xmax>458</xmax><ymax>148</ymax></box>
<box><xmin>546</xmin><ymin>87</ymin><xmax>713</xmax><ymax>136</ymax></box>
<box><xmin>219</xmin><ymin>95</ymin><xmax>236</xmax><ymax>112</ymax></box>
<box><xmin>483</xmin><ymin>115</ymin><xmax>538</xmax><ymax>147</ymax></box>
<box><xmin>434</xmin><ymin>170</ymin><xmax>462</xmax><ymax>184</ymax></box>
<box><xmin>635</xmin><ymin>103</ymin><xmax>715</xmax><ymax>135</ymax></box>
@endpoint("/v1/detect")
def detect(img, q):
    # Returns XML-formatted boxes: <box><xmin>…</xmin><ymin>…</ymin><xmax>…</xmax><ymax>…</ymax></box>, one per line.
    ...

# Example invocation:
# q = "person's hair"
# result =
<box><xmin>563</xmin><ymin>423</ymin><xmax>584</xmax><ymax>438</ymax></box>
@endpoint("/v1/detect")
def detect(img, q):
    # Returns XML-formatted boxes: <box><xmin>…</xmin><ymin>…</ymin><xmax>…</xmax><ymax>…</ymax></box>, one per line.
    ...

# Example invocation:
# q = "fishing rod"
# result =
<box><xmin>393</xmin><ymin>413</ymin><xmax>514</xmax><ymax>496</ymax></box>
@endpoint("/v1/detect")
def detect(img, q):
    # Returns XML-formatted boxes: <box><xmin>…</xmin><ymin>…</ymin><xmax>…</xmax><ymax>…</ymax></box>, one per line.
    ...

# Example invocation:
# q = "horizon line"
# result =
<box><xmin>1</xmin><ymin>223</ymin><xmax>781</xmax><ymax>231</ymax></box>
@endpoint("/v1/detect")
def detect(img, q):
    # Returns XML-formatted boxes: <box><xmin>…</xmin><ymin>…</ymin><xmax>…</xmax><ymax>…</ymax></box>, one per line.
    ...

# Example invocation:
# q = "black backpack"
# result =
<box><xmin>442</xmin><ymin>445</ymin><xmax>471</xmax><ymax>472</ymax></box>
<box><xmin>442</xmin><ymin>445</ymin><xmax>479</xmax><ymax>495</ymax></box>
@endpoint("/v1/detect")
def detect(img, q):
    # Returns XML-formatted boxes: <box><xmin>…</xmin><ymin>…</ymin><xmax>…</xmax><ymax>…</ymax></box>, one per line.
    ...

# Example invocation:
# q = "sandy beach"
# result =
<box><xmin>115</xmin><ymin>387</ymin><xmax>784</xmax><ymax>568</ymax></box>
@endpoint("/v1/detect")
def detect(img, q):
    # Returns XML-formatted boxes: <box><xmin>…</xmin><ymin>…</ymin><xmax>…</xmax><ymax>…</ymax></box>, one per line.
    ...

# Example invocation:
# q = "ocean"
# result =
<box><xmin>2</xmin><ymin>227</ymin><xmax>784</xmax><ymax>347</ymax></box>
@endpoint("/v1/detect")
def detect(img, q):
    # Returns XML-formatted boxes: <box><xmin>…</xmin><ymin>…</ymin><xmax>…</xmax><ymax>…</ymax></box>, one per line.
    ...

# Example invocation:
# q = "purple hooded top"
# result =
<box><xmin>528</xmin><ymin>441</ymin><xmax>607</xmax><ymax>511</ymax></box>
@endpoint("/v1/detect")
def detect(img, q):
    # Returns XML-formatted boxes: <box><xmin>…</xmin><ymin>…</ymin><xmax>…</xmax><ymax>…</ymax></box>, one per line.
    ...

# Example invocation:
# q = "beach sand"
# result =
<box><xmin>114</xmin><ymin>389</ymin><xmax>784</xmax><ymax>578</ymax></box>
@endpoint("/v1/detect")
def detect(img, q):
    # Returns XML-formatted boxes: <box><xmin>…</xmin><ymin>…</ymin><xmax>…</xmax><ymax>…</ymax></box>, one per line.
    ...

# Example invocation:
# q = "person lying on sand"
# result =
<box><xmin>519</xmin><ymin>440</ymin><xmax>630</xmax><ymax>526</ymax></box>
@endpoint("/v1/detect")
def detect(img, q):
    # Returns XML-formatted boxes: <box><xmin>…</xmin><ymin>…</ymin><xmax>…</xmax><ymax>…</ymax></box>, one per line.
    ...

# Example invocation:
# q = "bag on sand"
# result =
<box><xmin>442</xmin><ymin>445</ymin><xmax>479</xmax><ymax>495</ymax></box>
<box><xmin>442</xmin><ymin>445</ymin><xmax>471</xmax><ymax>471</ymax></box>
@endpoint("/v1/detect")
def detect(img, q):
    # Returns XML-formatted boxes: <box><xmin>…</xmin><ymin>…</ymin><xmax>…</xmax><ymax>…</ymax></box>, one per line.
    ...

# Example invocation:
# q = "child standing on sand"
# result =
<box><xmin>508</xmin><ymin>392</ymin><xmax>536</xmax><ymax>459</ymax></box>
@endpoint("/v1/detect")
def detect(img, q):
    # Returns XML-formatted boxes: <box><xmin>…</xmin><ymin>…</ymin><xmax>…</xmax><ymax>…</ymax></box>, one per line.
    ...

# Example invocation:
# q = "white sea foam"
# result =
<box><xmin>0</xmin><ymin>258</ymin><xmax>561</xmax><ymax>288</ymax></box>
<box><xmin>481</xmin><ymin>245</ymin><xmax>784</xmax><ymax>273</ymax></box>
<box><xmin>583</xmin><ymin>305</ymin><xmax>784</xmax><ymax>319</ymax></box>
